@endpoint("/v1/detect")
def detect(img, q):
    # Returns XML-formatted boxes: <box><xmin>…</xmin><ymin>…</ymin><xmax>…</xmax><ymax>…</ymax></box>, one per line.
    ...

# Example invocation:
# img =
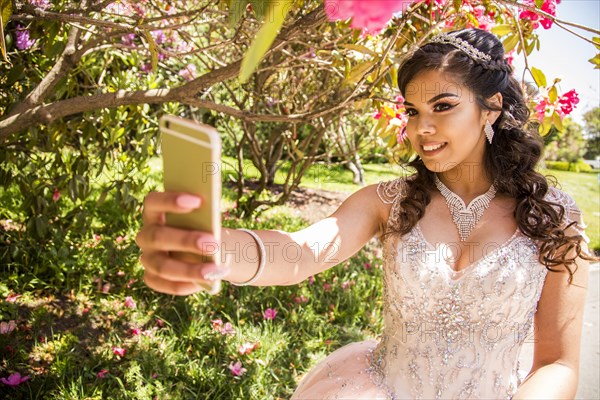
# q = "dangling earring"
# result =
<box><xmin>484</xmin><ymin>120</ymin><xmax>494</xmax><ymax>144</ymax></box>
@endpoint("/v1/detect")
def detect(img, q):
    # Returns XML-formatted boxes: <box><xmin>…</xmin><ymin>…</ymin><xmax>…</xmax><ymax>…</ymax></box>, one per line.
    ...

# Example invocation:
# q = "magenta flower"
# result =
<box><xmin>124</xmin><ymin>296</ymin><xmax>136</xmax><ymax>309</ymax></box>
<box><xmin>558</xmin><ymin>89</ymin><xmax>579</xmax><ymax>115</ymax></box>
<box><xmin>0</xmin><ymin>372</ymin><xmax>30</xmax><ymax>387</ymax></box>
<box><xmin>112</xmin><ymin>346</ymin><xmax>126</xmax><ymax>357</ymax></box>
<box><xmin>308</xmin><ymin>276</ymin><xmax>315</xmax><ymax>285</ymax></box>
<box><xmin>130</xmin><ymin>327</ymin><xmax>142</xmax><ymax>336</ymax></box>
<box><xmin>96</xmin><ymin>369</ymin><xmax>109</xmax><ymax>379</ymax></box>
<box><xmin>519</xmin><ymin>0</ymin><xmax>561</xmax><ymax>30</ymax></box>
<box><xmin>263</xmin><ymin>308</ymin><xmax>277</xmax><ymax>320</ymax></box>
<box><xmin>322</xmin><ymin>282</ymin><xmax>332</xmax><ymax>292</ymax></box>
<box><xmin>52</xmin><ymin>188</ymin><xmax>60</xmax><ymax>202</ymax></box>
<box><xmin>364</xmin><ymin>262</ymin><xmax>372</xmax><ymax>269</ymax></box>
<box><xmin>15</xmin><ymin>26</ymin><xmax>36</xmax><ymax>50</ymax></box>
<box><xmin>228</xmin><ymin>361</ymin><xmax>247</xmax><ymax>376</ymax></box>
<box><xmin>324</xmin><ymin>0</ymin><xmax>410</xmax><ymax>33</ymax></box>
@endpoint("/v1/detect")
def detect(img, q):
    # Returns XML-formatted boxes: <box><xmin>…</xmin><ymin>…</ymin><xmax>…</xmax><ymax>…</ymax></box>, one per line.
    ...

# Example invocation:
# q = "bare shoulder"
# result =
<box><xmin>342</xmin><ymin>176</ymin><xmax>407</xmax><ymax>234</ymax></box>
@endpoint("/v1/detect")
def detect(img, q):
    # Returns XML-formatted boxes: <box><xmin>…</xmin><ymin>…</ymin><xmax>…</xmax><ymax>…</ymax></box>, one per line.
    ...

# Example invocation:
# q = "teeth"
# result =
<box><xmin>423</xmin><ymin>143</ymin><xmax>445</xmax><ymax>151</ymax></box>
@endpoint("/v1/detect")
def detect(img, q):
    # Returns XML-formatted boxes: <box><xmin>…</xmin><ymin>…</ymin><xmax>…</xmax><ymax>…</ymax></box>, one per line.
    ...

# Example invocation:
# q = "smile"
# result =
<box><xmin>422</xmin><ymin>143</ymin><xmax>447</xmax><ymax>152</ymax></box>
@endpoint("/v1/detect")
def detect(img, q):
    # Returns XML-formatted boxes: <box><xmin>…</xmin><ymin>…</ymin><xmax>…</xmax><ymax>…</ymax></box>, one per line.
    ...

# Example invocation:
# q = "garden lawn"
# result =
<box><xmin>0</xmin><ymin>163</ymin><xmax>597</xmax><ymax>399</ymax></box>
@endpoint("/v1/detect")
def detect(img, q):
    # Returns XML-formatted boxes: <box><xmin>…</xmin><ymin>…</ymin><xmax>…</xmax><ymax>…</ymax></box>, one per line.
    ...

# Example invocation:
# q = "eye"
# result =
<box><xmin>405</xmin><ymin>108</ymin><xmax>417</xmax><ymax>117</ymax></box>
<box><xmin>433</xmin><ymin>103</ymin><xmax>456</xmax><ymax>112</ymax></box>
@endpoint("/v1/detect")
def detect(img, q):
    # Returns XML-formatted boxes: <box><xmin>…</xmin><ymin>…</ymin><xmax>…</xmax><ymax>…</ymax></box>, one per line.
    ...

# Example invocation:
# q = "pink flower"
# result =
<box><xmin>341</xmin><ymin>280</ymin><xmax>355</xmax><ymax>290</ymax></box>
<box><xmin>364</xmin><ymin>262</ymin><xmax>372</xmax><ymax>269</ymax></box>
<box><xmin>112</xmin><ymin>346</ymin><xmax>126</xmax><ymax>357</ymax></box>
<box><xmin>293</xmin><ymin>295</ymin><xmax>308</xmax><ymax>304</ymax></box>
<box><xmin>263</xmin><ymin>308</ymin><xmax>277</xmax><ymax>320</ymax></box>
<box><xmin>0</xmin><ymin>372</ymin><xmax>30</xmax><ymax>387</ymax></box>
<box><xmin>519</xmin><ymin>0</ymin><xmax>560</xmax><ymax>30</ymax></box>
<box><xmin>228</xmin><ymin>361</ymin><xmax>247</xmax><ymax>376</ymax></box>
<box><xmin>124</xmin><ymin>296</ymin><xmax>136</xmax><ymax>309</ymax></box>
<box><xmin>52</xmin><ymin>188</ymin><xmax>60</xmax><ymax>202</ymax></box>
<box><xmin>94</xmin><ymin>234</ymin><xmax>101</xmax><ymax>242</ymax></box>
<box><xmin>558</xmin><ymin>89</ymin><xmax>579</xmax><ymax>115</ymax></box>
<box><xmin>97</xmin><ymin>369</ymin><xmax>109</xmax><ymax>379</ymax></box>
<box><xmin>308</xmin><ymin>276</ymin><xmax>315</xmax><ymax>285</ymax></box>
<box><xmin>130</xmin><ymin>327</ymin><xmax>142</xmax><ymax>336</ymax></box>
<box><xmin>505</xmin><ymin>50</ymin><xmax>515</xmax><ymax>66</ymax></box>
<box><xmin>179</xmin><ymin>64</ymin><xmax>197</xmax><ymax>81</ymax></box>
<box><xmin>102</xmin><ymin>283</ymin><xmax>111</xmax><ymax>293</ymax></box>
<box><xmin>221</xmin><ymin>322</ymin><xmax>235</xmax><ymax>335</ymax></box>
<box><xmin>156</xmin><ymin>318</ymin><xmax>164</xmax><ymax>327</ymax></box>
<box><xmin>0</xmin><ymin>321</ymin><xmax>17</xmax><ymax>335</ymax></box>
<box><xmin>121</xmin><ymin>33</ymin><xmax>136</xmax><ymax>47</ymax></box>
<box><xmin>324</xmin><ymin>0</ymin><xmax>410</xmax><ymax>34</ymax></box>
<box><xmin>15</xmin><ymin>26</ymin><xmax>36</xmax><ymax>50</ymax></box>
<box><xmin>5</xmin><ymin>294</ymin><xmax>20</xmax><ymax>303</ymax></box>
<box><xmin>116</xmin><ymin>236</ymin><xmax>125</xmax><ymax>244</ymax></box>
<box><xmin>238</xmin><ymin>342</ymin><xmax>259</xmax><ymax>355</ymax></box>
<box><xmin>28</xmin><ymin>0</ymin><xmax>51</xmax><ymax>9</ymax></box>
<box><xmin>211</xmin><ymin>319</ymin><xmax>223</xmax><ymax>332</ymax></box>
<box><xmin>322</xmin><ymin>282</ymin><xmax>332</xmax><ymax>292</ymax></box>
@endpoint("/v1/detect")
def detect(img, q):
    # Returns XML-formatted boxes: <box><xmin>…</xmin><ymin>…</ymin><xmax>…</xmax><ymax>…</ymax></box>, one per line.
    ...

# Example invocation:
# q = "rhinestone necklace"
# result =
<box><xmin>434</xmin><ymin>175</ymin><xmax>497</xmax><ymax>242</ymax></box>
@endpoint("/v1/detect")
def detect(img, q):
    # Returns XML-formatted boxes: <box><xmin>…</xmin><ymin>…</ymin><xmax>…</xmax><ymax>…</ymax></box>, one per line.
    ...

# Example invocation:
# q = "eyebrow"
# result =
<box><xmin>404</xmin><ymin>93</ymin><xmax>460</xmax><ymax>106</ymax></box>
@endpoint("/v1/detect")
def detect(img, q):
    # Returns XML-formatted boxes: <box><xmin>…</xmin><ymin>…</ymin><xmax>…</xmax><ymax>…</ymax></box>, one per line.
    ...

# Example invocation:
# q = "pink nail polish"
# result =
<box><xmin>176</xmin><ymin>195</ymin><xmax>201</xmax><ymax>209</ymax></box>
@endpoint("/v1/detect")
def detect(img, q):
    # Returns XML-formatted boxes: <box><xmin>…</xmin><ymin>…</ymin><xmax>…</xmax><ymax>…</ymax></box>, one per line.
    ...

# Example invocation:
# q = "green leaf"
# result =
<box><xmin>552</xmin><ymin>111</ymin><xmax>563</xmax><ymax>132</ymax></box>
<box><xmin>339</xmin><ymin>44</ymin><xmax>377</xmax><ymax>57</ymax></box>
<box><xmin>530</xmin><ymin>66</ymin><xmax>547</xmax><ymax>88</ymax></box>
<box><xmin>0</xmin><ymin>0</ymin><xmax>13</xmax><ymax>64</ymax></box>
<box><xmin>491</xmin><ymin>24</ymin><xmax>512</xmax><ymax>37</ymax></box>
<box><xmin>503</xmin><ymin>34</ymin><xmax>519</xmax><ymax>53</ymax></box>
<box><xmin>535</xmin><ymin>0</ymin><xmax>544</xmax><ymax>8</ymax></box>
<box><xmin>343</xmin><ymin>61</ymin><xmax>376</xmax><ymax>86</ymax></box>
<box><xmin>229</xmin><ymin>0</ymin><xmax>246</xmax><ymax>27</ymax></box>
<box><xmin>593</xmin><ymin>37</ymin><xmax>600</xmax><ymax>51</ymax></box>
<box><xmin>142</xmin><ymin>29</ymin><xmax>159</xmax><ymax>71</ymax></box>
<box><xmin>239</xmin><ymin>0</ymin><xmax>291</xmax><ymax>83</ymax></box>
<box><xmin>588</xmin><ymin>53</ymin><xmax>600</xmax><ymax>69</ymax></box>
<box><xmin>548</xmin><ymin>85</ymin><xmax>558</xmax><ymax>103</ymax></box>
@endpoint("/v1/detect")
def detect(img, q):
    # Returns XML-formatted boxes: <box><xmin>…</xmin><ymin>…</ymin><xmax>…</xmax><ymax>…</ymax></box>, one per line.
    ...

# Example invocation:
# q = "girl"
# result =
<box><xmin>136</xmin><ymin>28</ymin><xmax>595</xmax><ymax>399</ymax></box>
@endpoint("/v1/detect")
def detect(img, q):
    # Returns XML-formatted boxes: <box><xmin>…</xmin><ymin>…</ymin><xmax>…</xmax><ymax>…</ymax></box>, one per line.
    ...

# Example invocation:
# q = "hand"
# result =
<box><xmin>135</xmin><ymin>191</ymin><xmax>230</xmax><ymax>295</ymax></box>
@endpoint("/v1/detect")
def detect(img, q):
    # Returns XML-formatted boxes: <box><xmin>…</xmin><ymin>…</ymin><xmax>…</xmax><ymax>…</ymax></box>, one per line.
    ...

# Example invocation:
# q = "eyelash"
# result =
<box><xmin>405</xmin><ymin>103</ymin><xmax>456</xmax><ymax>116</ymax></box>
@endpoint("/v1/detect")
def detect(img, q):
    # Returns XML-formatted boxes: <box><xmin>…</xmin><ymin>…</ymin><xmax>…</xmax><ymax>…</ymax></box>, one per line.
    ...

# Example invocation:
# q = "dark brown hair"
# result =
<box><xmin>390</xmin><ymin>28</ymin><xmax>596</xmax><ymax>282</ymax></box>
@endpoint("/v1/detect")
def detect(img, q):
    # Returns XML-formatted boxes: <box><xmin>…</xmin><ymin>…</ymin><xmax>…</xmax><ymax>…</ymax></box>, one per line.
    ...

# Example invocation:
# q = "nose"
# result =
<box><xmin>415</xmin><ymin>115</ymin><xmax>435</xmax><ymax>135</ymax></box>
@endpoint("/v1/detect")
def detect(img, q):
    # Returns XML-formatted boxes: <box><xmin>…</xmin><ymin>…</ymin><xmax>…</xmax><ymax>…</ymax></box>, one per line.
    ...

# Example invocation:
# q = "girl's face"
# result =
<box><xmin>403</xmin><ymin>69</ymin><xmax>496</xmax><ymax>174</ymax></box>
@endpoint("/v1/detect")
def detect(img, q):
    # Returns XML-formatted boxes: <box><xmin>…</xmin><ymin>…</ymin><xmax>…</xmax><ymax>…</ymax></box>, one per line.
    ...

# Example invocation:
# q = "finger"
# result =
<box><xmin>144</xmin><ymin>270</ymin><xmax>205</xmax><ymax>296</ymax></box>
<box><xmin>136</xmin><ymin>225</ymin><xmax>217</xmax><ymax>254</ymax></box>
<box><xmin>142</xmin><ymin>192</ymin><xmax>203</xmax><ymax>225</ymax></box>
<box><xmin>141</xmin><ymin>252</ymin><xmax>230</xmax><ymax>282</ymax></box>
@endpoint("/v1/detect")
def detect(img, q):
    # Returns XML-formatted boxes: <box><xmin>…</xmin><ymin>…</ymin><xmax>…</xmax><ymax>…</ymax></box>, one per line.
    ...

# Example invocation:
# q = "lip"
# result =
<box><xmin>420</xmin><ymin>142</ymin><xmax>447</xmax><ymax>156</ymax></box>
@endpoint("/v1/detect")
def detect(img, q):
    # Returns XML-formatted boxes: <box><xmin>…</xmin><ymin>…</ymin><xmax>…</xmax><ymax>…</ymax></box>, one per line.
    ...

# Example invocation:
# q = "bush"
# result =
<box><xmin>543</xmin><ymin>160</ymin><xmax>593</xmax><ymax>173</ymax></box>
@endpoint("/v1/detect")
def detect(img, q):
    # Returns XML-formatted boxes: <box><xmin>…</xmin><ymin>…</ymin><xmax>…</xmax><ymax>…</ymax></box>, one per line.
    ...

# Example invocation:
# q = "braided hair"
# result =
<box><xmin>390</xmin><ymin>28</ymin><xmax>596</xmax><ymax>282</ymax></box>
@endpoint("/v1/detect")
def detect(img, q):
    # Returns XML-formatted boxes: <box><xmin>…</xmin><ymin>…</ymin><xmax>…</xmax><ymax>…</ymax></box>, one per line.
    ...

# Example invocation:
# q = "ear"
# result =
<box><xmin>483</xmin><ymin>92</ymin><xmax>503</xmax><ymax>124</ymax></box>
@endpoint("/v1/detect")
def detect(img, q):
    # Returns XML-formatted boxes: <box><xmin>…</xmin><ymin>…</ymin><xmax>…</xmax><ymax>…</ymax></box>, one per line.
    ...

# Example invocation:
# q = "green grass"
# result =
<box><xmin>0</xmin><ymin>162</ymin><xmax>597</xmax><ymax>399</ymax></box>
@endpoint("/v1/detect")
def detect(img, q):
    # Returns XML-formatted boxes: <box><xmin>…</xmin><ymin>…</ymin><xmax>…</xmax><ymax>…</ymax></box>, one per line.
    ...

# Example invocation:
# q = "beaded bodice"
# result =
<box><xmin>369</xmin><ymin>177</ymin><xmax>588</xmax><ymax>400</ymax></box>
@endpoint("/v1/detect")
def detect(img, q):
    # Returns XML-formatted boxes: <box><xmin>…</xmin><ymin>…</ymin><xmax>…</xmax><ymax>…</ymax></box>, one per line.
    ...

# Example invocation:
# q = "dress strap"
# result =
<box><xmin>376</xmin><ymin>177</ymin><xmax>405</xmax><ymax>204</ymax></box>
<box><xmin>376</xmin><ymin>177</ymin><xmax>407</xmax><ymax>233</ymax></box>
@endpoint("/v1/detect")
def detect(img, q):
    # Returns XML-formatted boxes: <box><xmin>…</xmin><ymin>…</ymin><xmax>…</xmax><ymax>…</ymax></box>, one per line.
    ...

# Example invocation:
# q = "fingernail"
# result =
<box><xmin>202</xmin><ymin>265</ymin><xmax>230</xmax><ymax>281</ymax></box>
<box><xmin>176</xmin><ymin>195</ymin><xmax>201</xmax><ymax>209</ymax></box>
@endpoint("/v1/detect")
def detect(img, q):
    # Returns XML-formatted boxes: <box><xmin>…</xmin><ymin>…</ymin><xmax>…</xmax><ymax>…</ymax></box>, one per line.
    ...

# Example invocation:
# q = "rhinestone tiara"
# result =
<box><xmin>428</xmin><ymin>33</ymin><xmax>492</xmax><ymax>63</ymax></box>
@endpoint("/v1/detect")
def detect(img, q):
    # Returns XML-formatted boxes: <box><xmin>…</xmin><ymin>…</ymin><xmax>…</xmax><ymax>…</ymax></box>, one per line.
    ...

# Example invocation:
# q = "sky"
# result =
<box><xmin>512</xmin><ymin>0</ymin><xmax>600</xmax><ymax>125</ymax></box>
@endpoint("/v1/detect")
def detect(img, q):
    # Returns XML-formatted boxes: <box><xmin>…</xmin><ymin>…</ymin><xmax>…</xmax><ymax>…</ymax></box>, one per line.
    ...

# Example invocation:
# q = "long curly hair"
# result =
<box><xmin>390</xmin><ymin>28</ymin><xmax>596</xmax><ymax>282</ymax></box>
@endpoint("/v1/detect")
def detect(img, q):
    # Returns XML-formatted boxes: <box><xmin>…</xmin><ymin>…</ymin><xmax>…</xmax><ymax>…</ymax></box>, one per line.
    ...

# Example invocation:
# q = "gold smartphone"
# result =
<box><xmin>159</xmin><ymin>115</ymin><xmax>222</xmax><ymax>294</ymax></box>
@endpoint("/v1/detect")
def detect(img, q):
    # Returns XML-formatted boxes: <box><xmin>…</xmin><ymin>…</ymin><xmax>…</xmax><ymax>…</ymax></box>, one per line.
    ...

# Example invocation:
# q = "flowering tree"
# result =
<box><xmin>0</xmin><ymin>0</ymin><xmax>598</xmax><ymax>227</ymax></box>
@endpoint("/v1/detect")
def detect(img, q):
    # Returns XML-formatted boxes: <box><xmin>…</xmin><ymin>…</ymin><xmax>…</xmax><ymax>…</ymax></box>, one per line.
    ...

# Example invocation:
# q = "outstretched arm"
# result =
<box><xmin>137</xmin><ymin>183</ymin><xmax>388</xmax><ymax>295</ymax></box>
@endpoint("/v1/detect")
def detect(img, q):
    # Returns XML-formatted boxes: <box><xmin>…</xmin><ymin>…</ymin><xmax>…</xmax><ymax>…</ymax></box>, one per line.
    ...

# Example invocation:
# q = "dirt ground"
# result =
<box><xmin>285</xmin><ymin>186</ymin><xmax>350</xmax><ymax>224</ymax></box>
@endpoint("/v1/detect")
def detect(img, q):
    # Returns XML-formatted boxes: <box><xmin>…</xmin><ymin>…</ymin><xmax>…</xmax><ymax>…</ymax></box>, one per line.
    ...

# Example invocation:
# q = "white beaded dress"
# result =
<box><xmin>291</xmin><ymin>177</ymin><xmax>590</xmax><ymax>400</ymax></box>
